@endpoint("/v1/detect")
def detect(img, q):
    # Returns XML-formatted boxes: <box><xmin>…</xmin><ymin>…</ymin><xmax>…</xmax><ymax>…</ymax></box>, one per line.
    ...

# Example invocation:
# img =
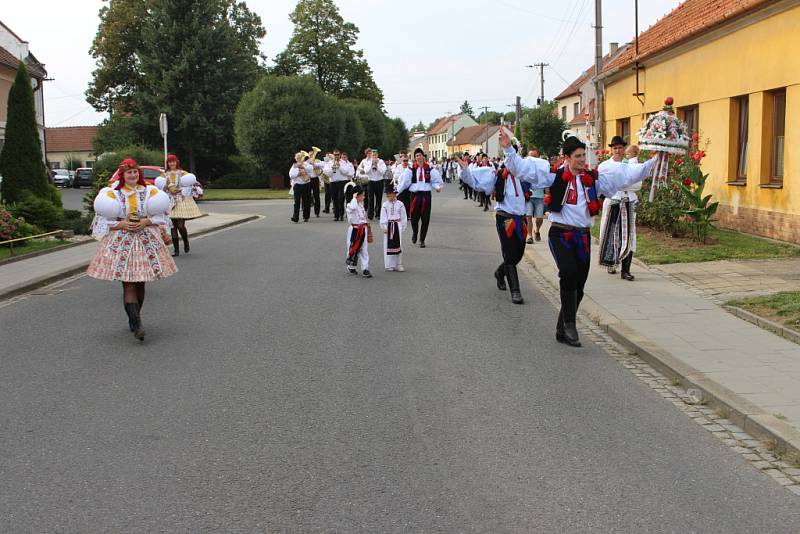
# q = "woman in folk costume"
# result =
<box><xmin>598</xmin><ymin>136</ymin><xmax>641</xmax><ymax>281</ymax></box>
<box><xmin>499</xmin><ymin>131</ymin><xmax>657</xmax><ymax>347</ymax></box>
<box><xmin>154</xmin><ymin>154</ymin><xmax>202</xmax><ymax>256</ymax></box>
<box><xmin>395</xmin><ymin>147</ymin><xmax>444</xmax><ymax>248</ymax></box>
<box><xmin>459</xmin><ymin>144</ymin><xmax>532</xmax><ymax>304</ymax></box>
<box><xmin>345</xmin><ymin>185</ymin><xmax>372</xmax><ymax>278</ymax></box>
<box><xmin>88</xmin><ymin>159</ymin><xmax>177</xmax><ymax>341</ymax></box>
<box><xmin>379</xmin><ymin>182</ymin><xmax>408</xmax><ymax>272</ymax></box>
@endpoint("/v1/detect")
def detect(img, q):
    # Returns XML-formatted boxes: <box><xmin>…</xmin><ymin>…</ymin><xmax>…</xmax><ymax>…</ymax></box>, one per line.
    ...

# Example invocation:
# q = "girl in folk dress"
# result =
<box><xmin>379</xmin><ymin>183</ymin><xmax>407</xmax><ymax>272</ymax></box>
<box><xmin>88</xmin><ymin>159</ymin><xmax>177</xmax><ymax>341</ymax></box>
<box><xmin>154</xmin><ymin>154</ymin><xmax>202</xmax><ymax>256</ymax></box>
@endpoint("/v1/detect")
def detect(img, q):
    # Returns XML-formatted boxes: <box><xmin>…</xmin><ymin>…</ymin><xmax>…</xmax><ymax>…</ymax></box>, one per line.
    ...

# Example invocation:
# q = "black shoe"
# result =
<box><xmin>556</xmin><ymin>311</ymin><xmax>566</xmax><ymax>342</ymax></box>
<box><xmin>621</xmin><ymin>272</ymin><xmax>635</xmax><ymax>281</ymax></box>
<box><xmin>183</xmin><ymin>241</ymin><xmax>190</xmax><ymax>254</ymax></box>
<box><xmin>303</xmin><ymin>218</ymin><xmax>309</xmax><ymax>222</ymax></box>
<box><xmin>316</xmin><ymin>213</ymin><xmax>320</xmax><ymax>218</ymax></box>
<box><xmin>557</xmin><ymin>290</ymin><xmax>581</xmax><ymax>347</ymax></box>
<box><xmin>124</xmin><ymin>303</ymin><xmax>145</xmax><ymax>341</ymax></box>
<box><xmin>494</xmin><ymin>265</ymin><xmax>507</xmax><ymax>291</ymax></box>
<box><xmin>322</xmin><ymin>209</ymin><xmax>330</xmax><ymax>214</ymax></box>
<box><xmin>505</xmin><ymin>264</ymin><xmax>524</xmax><ymax>304</ymax></box>
<box><xmin>362</xmin><ymin>270</ymin><xmax>372</xmax><ymax>278</ymax></box>
<box><xmin>412</xmin><ymin>233</ymin><xmax>418</xmax><ymax>244</ymax></box>
<box><xmin>291</xmin><ymin>217</ymin><xmax>299</xmax><ymax>223</ymax></box>
<box><xmin>419</xmin><ymin>242</ymin><xmax>426</xmax><ymax>248</ymax></box>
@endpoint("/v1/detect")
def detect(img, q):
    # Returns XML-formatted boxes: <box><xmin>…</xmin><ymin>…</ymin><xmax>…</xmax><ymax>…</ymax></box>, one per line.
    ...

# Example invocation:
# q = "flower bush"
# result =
<box><xmin>0</xmin><ymin>205</ymin><xmax>36</xmax><ymax>244</ymax></box>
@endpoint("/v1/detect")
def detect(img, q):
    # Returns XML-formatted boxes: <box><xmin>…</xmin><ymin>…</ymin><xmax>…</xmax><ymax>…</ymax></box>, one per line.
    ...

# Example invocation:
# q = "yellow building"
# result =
<box><xmin>600</xmin><ymin>0</ymin><xmax>800</xmax><ymax>243</ymax></box>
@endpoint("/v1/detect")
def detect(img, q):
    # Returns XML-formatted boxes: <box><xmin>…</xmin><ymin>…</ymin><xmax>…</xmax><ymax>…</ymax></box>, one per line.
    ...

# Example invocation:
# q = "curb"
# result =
<box><xmin>524</xmin><ymin>247</ymin><xmax>800</xmax><ymax>459</ymax></box>
<box><xmin>0</xmin><ymin>215</ymin><xmax>260</xmax><ymax>301</ymax></box>
<box><xmin>0</xmin><ymin>239</ymin><xmax>94</xmax><ymax>267</ymax></box>
<box><xmin>724</xmin><ymin>305</ymin><xmax>800</xmax><ymax>345</ymax></box>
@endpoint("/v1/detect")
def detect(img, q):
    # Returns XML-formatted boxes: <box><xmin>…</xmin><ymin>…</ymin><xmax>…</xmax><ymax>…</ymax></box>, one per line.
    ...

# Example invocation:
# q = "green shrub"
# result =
<box><xmin>9</xmin><ymin>190</ymin><xmax>64</xmax><ymax>231</ymax></box>
<box><xmin>208</xmin><ymin>173</ymin><xmax>268</xmax><ymax>189</ymax></box>
<box><xmin>93</xmin><ymin>146</ymin><xmax>164</xmax><ymax>181</ymax></box>
<box><xmin>60</xmin><ymin>210</ymin><xmax>93</xmax><ymax>235</ymax></box>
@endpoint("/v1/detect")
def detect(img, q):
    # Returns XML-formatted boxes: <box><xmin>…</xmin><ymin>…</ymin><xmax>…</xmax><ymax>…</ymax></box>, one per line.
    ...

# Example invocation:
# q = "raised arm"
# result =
<box><xmin>596</xmin><ymin>157</ymin><xmax>656</xmax><ymax>198</ymax></box>
<box><xmin>430</xmin><ymin>167</ymin><xmax>443</xmax><ymax>192</ymax></box>
<box><xmin>461</xmin><ymin>165</ymin><xmax>496</xmax><ymax>193</ymax></box>
<box><xmin>502</xmin><ymin>148</ymin><xmax>555</xmax><ymax>189</ymax></box>
<box><xmin>396</xmin><ymin>168</ymin><xmax>412</xmax><ymax>193</ymax></box>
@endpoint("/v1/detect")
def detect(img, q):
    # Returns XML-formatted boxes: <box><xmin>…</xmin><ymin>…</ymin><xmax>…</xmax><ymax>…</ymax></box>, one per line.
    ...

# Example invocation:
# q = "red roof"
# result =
<box><xmin>45</xmin><ymin>126</ymin><xmax>98</xmax><ymax>153</ymax></box>
<box><xmin>604</xmin><ymin>0</ymin><xmax>773</xmax><ymax>74</ymax></box>
<box><xmin>428</xmin><ymin>113</ymin><xmax>473</xmax><ymax>135</ymax></box>
<box><xmin>0</xmin><ymin>46</ymin><xmax>46</xmax><ymax>78</ymax></box>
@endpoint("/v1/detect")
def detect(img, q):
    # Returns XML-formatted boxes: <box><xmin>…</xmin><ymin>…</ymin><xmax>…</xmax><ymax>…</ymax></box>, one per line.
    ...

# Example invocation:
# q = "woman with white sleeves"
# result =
<box><xmin>499</xmin><ymin>130</ymin><xmax>656</xmax><ymax>347</ymax></box>
<box><xmin>88</xmin><ymin>159</ymin><xmax>178</xmax><ymax>341</ymax></box>
<box><xmin>154</xmin><ymin>154</ymin><xmax>202</xmax><ymax>256</ymax></box>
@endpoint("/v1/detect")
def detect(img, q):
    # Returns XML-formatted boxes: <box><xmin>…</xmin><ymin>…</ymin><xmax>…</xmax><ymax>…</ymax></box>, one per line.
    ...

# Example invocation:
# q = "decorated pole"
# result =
<box><xmin>637</xmin><ymin>97</ymin><xmax>691</xmax><ymax>201</ymax></box>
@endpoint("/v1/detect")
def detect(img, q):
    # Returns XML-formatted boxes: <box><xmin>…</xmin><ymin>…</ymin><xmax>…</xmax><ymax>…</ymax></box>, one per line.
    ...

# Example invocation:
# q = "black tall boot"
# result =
<box><xmin>494</xmin><ymin>264</ymin><xmax>507</xmax><ymax>291</ymax></box>
<box><xmin>124</xmin><ymin>302</ymin><xmax>145</xmax><ymax>341</ymax></box>
<box><xmin>505</xmin><ymin>264</ymin><xmax>524</xmax><ymax>304</ymax></box>
<box><xmin>171</xmin><ymin>229</ymin><xmax>180</xmax><ymax>257</ymax></box>
<box><xmin>126</xmin><ymin>301</ymin><xmax>135</xmax><ymax>332</ymax></box>
<box><xmin>558</xmin><ymin>289</ymin><xmax>581</xmax><ymax>347</ymax></box>
<box><xmin>179</xmin><ymin>226</ymin><xmax>190</xmax><ymax>253</ymax></box>
<box><xmin>556</xmin><ymin>311</ymin><xmax>566</xmax><ymax>343</ymax></box>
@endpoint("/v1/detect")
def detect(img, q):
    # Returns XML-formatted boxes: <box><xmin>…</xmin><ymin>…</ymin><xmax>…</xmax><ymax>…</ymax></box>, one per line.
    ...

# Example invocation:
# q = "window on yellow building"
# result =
<box><xmin>736</xmin><ymin>96</ymin><xmax>749</xmax><ymax>181</ymax></box>
<box><xmin>771</xmin><ymin>90</ymin><xmax>786</xmax><ymax>183</ymax></box>
<box><xmin>617</xmin><ymin>118</ymin><xmax>630</xmax><ymax>143</ymax></box>
<box><xmin>679</xmin><ymin>105</ymin><xmax>699</xmax><ymax>135</ymax></box>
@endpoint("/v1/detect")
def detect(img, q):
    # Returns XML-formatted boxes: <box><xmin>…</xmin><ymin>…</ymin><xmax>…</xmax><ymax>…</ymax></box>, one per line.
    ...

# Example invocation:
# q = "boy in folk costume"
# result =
<box><xmin>598</xmin><ymin>136</ymin><xmax>642</xmax><ymax>280</ymax></box>
<box><xmin>345</xmin><ymin>185</ymin><xmax>372</xmax><ymax>278</ymax></box>
<box><xmin>395</xmin><ymin>147</ymin><xmax>444</xmax><ymax>248</ymax></box>
<box><xmin>499</xmin><ymin>130</ymin><xmax>657</xmax><ymax>347</ymax></box>
<box><xmin>154</xmin><ymin>154</ymin><xmax>202</xmax><ymax>257</ymax></box>
<box><xmin>380</xmin><ymin>183</ymin><xmax>408</xmax><ymax>272</ymax></box>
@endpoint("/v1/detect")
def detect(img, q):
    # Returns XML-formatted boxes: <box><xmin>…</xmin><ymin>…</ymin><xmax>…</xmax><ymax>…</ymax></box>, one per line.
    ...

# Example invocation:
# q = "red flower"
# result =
<box><xmin>675</xmin><ymin>159</ymin><xmax>683</xmax><ymax>166</ymax></box>
<box><xmin>692</xmin><ymin>133</ymin><xmax>699</xmax><ymax>142</ymax></box>
<box><xmin>682</xmin><ymin>178</ymin><xmax>692</xmax><ymax>186</ymax></box>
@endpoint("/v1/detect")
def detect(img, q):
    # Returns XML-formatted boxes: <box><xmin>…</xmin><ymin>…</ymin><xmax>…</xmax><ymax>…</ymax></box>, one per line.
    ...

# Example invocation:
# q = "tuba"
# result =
<box><xmin>307</xmin><ymin>146</ymin><xmax>324</xmax><ymax>177</ymax></box>
<box><xmin>294</xmin><ymin>150</ymin><xmax>310</xmax><ymax>182</ymax></box>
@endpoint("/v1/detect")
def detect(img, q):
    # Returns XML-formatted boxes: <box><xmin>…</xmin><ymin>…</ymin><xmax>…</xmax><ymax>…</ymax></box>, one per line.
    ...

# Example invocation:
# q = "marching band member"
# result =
<box><xmin>289</xmin><ymin>151</ymin><xmax>314</xmax><ymax>223</ymax></box>
<box><xmin>396</xmin><ymin>147</ymin><xmax>443</xmax><ymax>248</ymax></box>
<box><xmin>345</xmin><ymin>185</ymin><xmax>372</xmax><ymax>278</ymax></box>
<box><xmin>358</xmin><ymin>148</ymin><xmax>388</xmax><ymax>220</ymax></box>
<box><xmin>379</xmin><ymin>182</ymin><xmax>408</xmax><ymax>272</ymax></box>
<box><xmin>88</xmin><ymin>159</ymin><xmax>177</xmax><ymax>341</ymax></box>
<box><xmin>499</xmin><ymin>130</ymin><xmax>656</xmax><ymax>347</ymax></box>
<box><xmin>322</xmin><ymin>152</ymin><xmax>333</xmax><ymax>214</ymax></box>
<box><xmin>323</xmin><ymin>149</ymin><xmax>355</xmax><ymax>221</ymax></box>
<box><xmin>307</xmin><ymin>147</ymin><xmax>324</xmax><ymax>218</ymax></box>
<box><xmin>154</xmin><ymin>154</ymin><xmax>202</xmax><ymax>257</ymax></box>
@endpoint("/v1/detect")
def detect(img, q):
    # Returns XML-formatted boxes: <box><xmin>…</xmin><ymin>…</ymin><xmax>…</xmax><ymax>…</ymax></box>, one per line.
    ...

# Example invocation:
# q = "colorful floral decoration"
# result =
<box><xmin>638</xmin><ymin>96</ymin><xmax>691</xmax><ymax>201</ymax></box>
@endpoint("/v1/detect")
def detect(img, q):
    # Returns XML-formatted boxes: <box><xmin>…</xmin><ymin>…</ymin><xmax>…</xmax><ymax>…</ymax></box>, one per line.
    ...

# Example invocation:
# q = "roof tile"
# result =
<box><xmin>45</xmin><ymin>126</ymin><xmax>98</xmax><ymax>153</ymax></box>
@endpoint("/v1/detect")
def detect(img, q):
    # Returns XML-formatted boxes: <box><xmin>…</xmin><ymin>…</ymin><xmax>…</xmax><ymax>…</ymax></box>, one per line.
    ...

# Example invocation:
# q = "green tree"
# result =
<box><xmin>135</xmin><ymin>0</ymin><xmax>266</xmax><ymax>171</ymax></box>
<box><xmin>341</xmin><ymin>99</ymin><xmax>386</xmax><ymax>156</ymax></box>
<box><xmin>337</xmin><ymin>105</ymin><xmax>365</xmax><ymax>158</ymax></box>
<box><xmin>410</xmin><ymin>120</ymin><xmax>425</xmax><ymax>133</ymax></box>
<box><xmin>64</xmin><ymin>154</ymin><xmax>83</xmax><ymax>171</ymax></box>
<box><xmin>235</xmin><ymin>76</ymin><xmax>344</xmax><ymax>173</ymax></box>
<box><xmin>273</xmin><ymin>0</ymin><xmax>383</xmax><ymax>105</ymax></box>
<box><xmin>504</xmin><ymin>111</ymin><xmax>517</xmax><ymax>124</ymax></box>
<box><xmin>0</xmin><ymin>62</ymin><xmax>51</xmax><ymax>203</ymax></box>
<box><xmin>460</xmin><ymin>100</ymin><xmax>474</xmax><ymax>117</ymax></box>
<box><xmin>520</xmin><ymin>101</ymin><xmax>566</xmax><ymax>158</ymax></box>
<box><xmin>383</xmin><ymin>117</ymin><xmax>409</xmax><ymax>157</ymax></box>
<box><xmin>476</xmin><ymin>110</ymin><xmax>502</xmax><ymax>125</ymax></box>
<box><xmin>86</xmin><ymin>0</ymin><xmax>148</xmax><ymax>113</ymax></box>
<box><xmin>93</xmin><ymin>114</ymin><xmax>143</xmax><ymax>154</ymax></box>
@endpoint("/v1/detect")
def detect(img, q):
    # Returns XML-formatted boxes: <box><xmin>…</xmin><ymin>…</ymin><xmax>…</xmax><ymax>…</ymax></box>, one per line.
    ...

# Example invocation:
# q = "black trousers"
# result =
<box><xmin>324</xmin><ymin>182</ymin><xmax>331</xmax><ymax>211</ymax></box>
<box><xmin>461</xmin><ymin>182</ymin><xmax>470</xmax><ymax>199</ymax></box>
<box><xmin>398</xmin><ymin>190</ymin><xmax>411</xmax><ymax>215</ymax></box>
<box><xmin>310</xmin><ymin>177</ymin><xmax>321</xmax><ymax>216</ymax></box>
<box><xmin>367</xmin><ymin>180</ymin><xmax>383</xmax><ymax>219</ymax></box>
<box><xmin>292</xmin><ymin>182</ymin><xmax>311</xmax><ymax>221</ymax></box>
<box><xmin>331</xmin><ymin>181</ymin><xmax>346</xmax><ymax>219</ymax></box>
<box><xmin>548</xmin><ymin>226</ymin><xmax>591</xmax><ymax>317</ymax></box>
<box><xmin>496</xmin><ymin>214</ymin><xmax>527</xmax><ymax>266</ymax></box>
<box><xmin>410</xmin><ymin>191</ymin><xmax>432</xmax><ymax>243</ymax></box>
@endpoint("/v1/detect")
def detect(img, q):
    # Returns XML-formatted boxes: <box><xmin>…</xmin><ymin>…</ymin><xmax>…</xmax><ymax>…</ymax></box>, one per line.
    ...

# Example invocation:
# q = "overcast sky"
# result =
<box><xmin>3</xmin><ymin>0</ymin><xmax>682</xmax><ymax>129</ymax></box>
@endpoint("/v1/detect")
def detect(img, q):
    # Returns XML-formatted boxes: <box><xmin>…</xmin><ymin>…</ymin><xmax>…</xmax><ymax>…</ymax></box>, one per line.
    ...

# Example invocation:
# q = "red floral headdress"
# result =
<box><xmin>113</xmin><ymin>158</ymin><xmax>146</xmax><ymax>190</ymax></box>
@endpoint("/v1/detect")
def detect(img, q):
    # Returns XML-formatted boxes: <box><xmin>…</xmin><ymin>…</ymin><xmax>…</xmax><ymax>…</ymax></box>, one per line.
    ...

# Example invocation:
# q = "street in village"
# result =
<box><xmin>2</xmin><ymin>193</ymin><xmax>800</xmax><ymax>532</ymax></box>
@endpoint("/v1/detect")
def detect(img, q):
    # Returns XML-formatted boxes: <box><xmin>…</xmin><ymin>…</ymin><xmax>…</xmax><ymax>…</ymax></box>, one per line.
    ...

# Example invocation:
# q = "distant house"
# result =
<box><xmin>426</xmin><ymin>113</ymin><xmax>477</xmax><ymax>161</ymax></box>
<box><xmin>408</xmin><ymin>130</ymin><xmax>428</xmax><ymax>156</ymax></box>
<box><xmin>0</xmin><ymin>20</ymin><xmax>47</xmax><ymax>160</ymax></box>
<box><xmin>45</xmin><ymin>126</ymin><xmax>99</xmax><ymax>169</ymax></box>
<box><xmin>447</xmin><ymin>124</ymin><xmax>514</xmax><ymax>158</ymax></box>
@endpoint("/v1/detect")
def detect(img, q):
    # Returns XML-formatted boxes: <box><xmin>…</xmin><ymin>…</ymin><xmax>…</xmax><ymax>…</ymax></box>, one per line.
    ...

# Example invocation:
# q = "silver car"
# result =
<box><xmin>52</xmin><ymin>169</ymin><xmax>73</xmax><ymax>187</ymax></box>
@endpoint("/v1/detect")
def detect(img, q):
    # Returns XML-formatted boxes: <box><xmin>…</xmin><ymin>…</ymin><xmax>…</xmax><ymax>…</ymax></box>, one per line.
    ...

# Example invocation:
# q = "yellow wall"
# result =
<box><xmin>603</xmin><ymin>4</ymin><xmax>800</xmax><ymax>221</ymax></box>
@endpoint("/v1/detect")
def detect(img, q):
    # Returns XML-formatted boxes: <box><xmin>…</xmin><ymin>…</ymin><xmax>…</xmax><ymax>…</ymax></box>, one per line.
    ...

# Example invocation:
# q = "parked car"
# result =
<box><xmin>140</xmin><ymin>166</ymin><xmax>164</xmax><ymax>185</ymax></box>
<box><xmin>52</xmin><ymin>168</ymin><xmax>73</xmax><ymax>187</ymax></box>
<box><xmin>72</xmin><ymin>167</ymin><xmax>95</xmax><ymax>188</ymax></box>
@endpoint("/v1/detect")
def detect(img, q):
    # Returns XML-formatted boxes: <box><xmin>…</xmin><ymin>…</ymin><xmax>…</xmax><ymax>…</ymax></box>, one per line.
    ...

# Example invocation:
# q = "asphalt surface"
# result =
<box><xmin>58</xmin><ymin>187</ymin><xmax>89</xmax><ymax>212</ymax></box>
<box><xmin>2</xmin><ymin>190</ymin><xmax>799</xmax><ymax>532</ymax></box>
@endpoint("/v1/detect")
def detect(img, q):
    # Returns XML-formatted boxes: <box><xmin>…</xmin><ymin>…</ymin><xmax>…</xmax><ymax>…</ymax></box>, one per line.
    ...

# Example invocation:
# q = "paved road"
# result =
<box><xmin>2</xmin><ymin>191</ymin><xmax>799</xmax><ymax>532</ymax></box>
<box><xmin>58</xmin><ymin>186</ymin><xmax>90</xmax><ymax>212</ymax></box>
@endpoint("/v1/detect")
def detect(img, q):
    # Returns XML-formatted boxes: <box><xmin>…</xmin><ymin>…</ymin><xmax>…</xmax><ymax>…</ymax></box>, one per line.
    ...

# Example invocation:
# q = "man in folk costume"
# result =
<box><xmin>358</xmin><ymin>148</ymin><xmax>388</xmax><ymax>220</ymax></box>
<box><xmin>499</xmin><ymin>130</ymin><xmax>657</xmax><ymax>347</ymax></box>
<box><xmin>459</xmin><ymin>144</ymin><xmax>530</xmax><ymax>304</ymax></box>
<box><xmin>323</xmin><ymin>149</ymin><xmax>355</xmax><ymax>222</ymax></box>
<box><xmin>345</xmin><ymin>185</ymin><xmax>372</xmax><ymax>278</ymax></box>
<box><xmin>154</xmin><ymin>154</ymin><xmax>202</xmax><ymax>257</ymax></box>
<box><xmin>393</xmin><ymin>151</ymin><xmax>412</xmax><ymax>215</ymax></box>
<box><xmin>396</xmin><ymin>147</ymin><xmax>444</xmax><ymax>248</ymax></box>
<box><xmin>289</xmin><ymin>151</ymin><xmax>314</xmax><ymax>223</ymax></box>
<box><xmin>380</xmin><ymin>182</ymin><xmax>408</xmax><ymax>272</ymax></box>
<box><xmin>598</xmin><ymin>136</ymin><xmax>641</xmax><ymax>280</ymax></box>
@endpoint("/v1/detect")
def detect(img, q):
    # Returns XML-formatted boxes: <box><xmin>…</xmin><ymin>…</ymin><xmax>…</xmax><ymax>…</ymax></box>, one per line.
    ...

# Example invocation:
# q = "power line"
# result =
<box><xmin>495</xmin><ymin>0</ymin><xmax>583</xmax><ymax>23</ymax></box>
<box><xmin>549</xmin><ymin>0</ymin><xmax>592</xmax><ymax>67</ymax></box>
<box><xmin>385</xmin><ymin>97</ymin><xmax>516</xmax><ymax>106</ymax></box>
<box><xmin>548</xmin><ymin>65</ymin><xmax>573</xmax><ymax>86</ymax></box>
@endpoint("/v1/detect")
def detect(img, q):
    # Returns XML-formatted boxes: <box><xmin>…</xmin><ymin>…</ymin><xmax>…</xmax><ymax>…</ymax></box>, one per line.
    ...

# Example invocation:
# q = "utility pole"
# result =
<box><xmin>525</xmin><ymin>64</ymin><xmax>548</xmax><ymax>106</ymax></box>
<box><xmin>593</xmin><ymin>0</ymin><xmax>604</xmax><ymax>165</ymax></box>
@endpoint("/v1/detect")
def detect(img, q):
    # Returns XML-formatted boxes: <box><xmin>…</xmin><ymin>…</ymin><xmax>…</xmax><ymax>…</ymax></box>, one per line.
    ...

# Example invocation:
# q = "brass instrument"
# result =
<box><xmin>371</xmin><ymin>151</ymin><xmax>379</xmax><ymax>171</ymax></box>
<box><xmin>294</xmin><ymin>150</ymin><xmax>311</xmax><ymax>183</ymax></box>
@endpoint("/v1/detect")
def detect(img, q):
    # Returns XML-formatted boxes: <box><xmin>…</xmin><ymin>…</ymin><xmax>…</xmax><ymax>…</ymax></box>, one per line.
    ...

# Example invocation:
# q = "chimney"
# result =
<box><xmin>609</xmin><ymin>42</ymin><xmax>619</xmax><ymax>55</ymax></box>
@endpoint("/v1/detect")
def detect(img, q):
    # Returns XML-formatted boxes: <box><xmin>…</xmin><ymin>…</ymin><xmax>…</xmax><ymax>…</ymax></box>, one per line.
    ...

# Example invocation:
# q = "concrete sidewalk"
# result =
<box><xmin>0</xmin><ymin>212</ymin><xmax>258</xmax><ymax>300</ymax></box>
<box><xmin>525</xmin><ymin>220</ymin><xmax>800</xmax><ymax>456</ymax></box>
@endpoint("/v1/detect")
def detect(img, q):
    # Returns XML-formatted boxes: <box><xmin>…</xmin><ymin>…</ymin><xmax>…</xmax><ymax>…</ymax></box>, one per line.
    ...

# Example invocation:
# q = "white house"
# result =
<box><xmin>426</xmin><ymin>113</ymin><xmax>477</xmax><ymax>161</ymax></box>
